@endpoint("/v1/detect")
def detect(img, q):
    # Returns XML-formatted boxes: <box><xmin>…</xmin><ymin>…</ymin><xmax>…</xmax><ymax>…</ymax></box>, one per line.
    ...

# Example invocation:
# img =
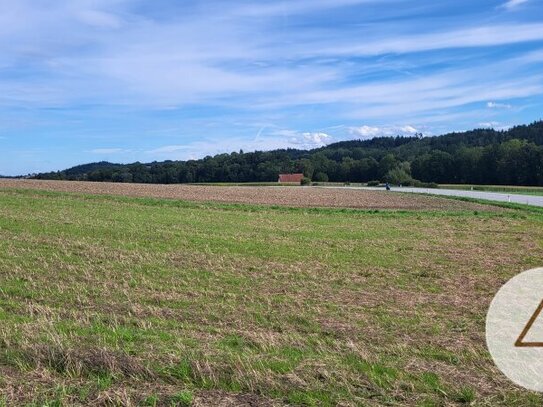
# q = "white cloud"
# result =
<box><xmin>487</xmin><ymin>101</ymin><xmax>512</xmax><ymax>109</ymax></box>
<box><xmin>399</xmin><ymin>125</ymin><xmax>418</xmax><ymax>134</ymax></box>
<box><xmin>349</xmin><ymin>125</ymin><xmax>421</xmax><ymax>139</ymax></box>
<box><xmin>502</xmin><ymin>0</ymin><xmax>529</xmax><ymax>10</ymax></box>
<box><xmin>293</xmin><ymin>132</ymin><xmax>332</xmax><ymax>147</ymax></box>
<box><xmin>349</xmin><ymin>125</ymin><xmax>382</xmax><ymax>138</ymax></box>
<box><xmin>267</xmin><ymin>129</ymin><xmax>333</xmax><ymax>147</ymax></box>
<box><xmin>478</xmin><ymin>121</ymin><xmax>500</xmax><ymax>127</ymax></box>
<box><xmin>478</xmin><ymin>121</ymin><xmax>512</xmax><ymax>130</ymax></box>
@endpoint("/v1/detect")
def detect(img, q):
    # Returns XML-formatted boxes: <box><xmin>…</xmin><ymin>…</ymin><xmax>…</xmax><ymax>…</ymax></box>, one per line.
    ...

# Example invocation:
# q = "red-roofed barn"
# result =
<box><xmin>278</xmin><ymin>173</ymin><xmax>304</xmax><ymax>184</ymax></box>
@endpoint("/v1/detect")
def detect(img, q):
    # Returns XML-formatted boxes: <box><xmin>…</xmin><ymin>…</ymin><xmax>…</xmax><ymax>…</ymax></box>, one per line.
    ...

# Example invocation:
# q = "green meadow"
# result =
<box><xmin>1</xmin><ymin>188</ymin><xmax>542</xmax><ymax>406</ymax></box>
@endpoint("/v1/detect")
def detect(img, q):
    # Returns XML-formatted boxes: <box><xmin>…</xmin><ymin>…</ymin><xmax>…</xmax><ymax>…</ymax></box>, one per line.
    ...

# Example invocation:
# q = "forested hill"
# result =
<box><xmin>34</xmin><ymin>121</ymin><xmax>543</xmax><ymax>186</ymax></box>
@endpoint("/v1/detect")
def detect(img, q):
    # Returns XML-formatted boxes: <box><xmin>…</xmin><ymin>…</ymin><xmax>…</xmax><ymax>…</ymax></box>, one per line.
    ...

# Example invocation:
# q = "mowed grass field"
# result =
<box><xmin>1</xmin><ymin>186</ymin><xmax>543</xmax><ymax>406</ymax></box>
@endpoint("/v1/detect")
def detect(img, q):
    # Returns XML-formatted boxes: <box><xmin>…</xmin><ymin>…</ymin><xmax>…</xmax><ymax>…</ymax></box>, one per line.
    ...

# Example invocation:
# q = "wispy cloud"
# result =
<box><xmin>232</xmin><ymin>0</ymin><xmax>387</xmax><ymax>17</ymax></box>
<box><xmin>502</xmin><ymin>0</ymin><xmax>529</xmax><ymax>10</ymax></box>
<box><xmin>295</xmin><ymin>23</ymin><xmax>543</xmax><ymax>59</ymax></box>
<box><xmin>487</xmin><ymin>101</ymin><xmax>513</xmax><ymax>109</ymax></box>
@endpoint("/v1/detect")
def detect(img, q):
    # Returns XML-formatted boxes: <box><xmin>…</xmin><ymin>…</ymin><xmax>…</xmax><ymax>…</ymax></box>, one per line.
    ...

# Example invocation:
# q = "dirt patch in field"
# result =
<box><xmin>0</xmin><ymin>179</ymin><xmax>499</xmax><ymax>211</ymax></box>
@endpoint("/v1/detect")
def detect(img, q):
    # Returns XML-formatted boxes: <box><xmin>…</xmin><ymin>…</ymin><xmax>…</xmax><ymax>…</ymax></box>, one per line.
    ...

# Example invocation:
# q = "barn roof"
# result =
<box><xmin>278</xmin><ymin>173</ymin><xmax>304</xmax><ymax>183</ymax></box>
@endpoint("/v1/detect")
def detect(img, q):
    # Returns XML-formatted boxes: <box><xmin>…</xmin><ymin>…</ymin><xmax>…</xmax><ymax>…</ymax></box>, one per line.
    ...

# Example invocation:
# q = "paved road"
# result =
<box><xmin>392</xmin><ymin>187</ymin><xmax>543</xmax><ymax>207</ymax></box>
<box><xmin>328</xmin><ymin>186</ymin><xmax>543</xmax><ymax>207</ymax></box>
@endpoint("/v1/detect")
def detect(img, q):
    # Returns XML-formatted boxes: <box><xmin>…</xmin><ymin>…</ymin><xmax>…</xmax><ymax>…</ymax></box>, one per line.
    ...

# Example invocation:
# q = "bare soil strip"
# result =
<box><xmin>0</xmin><ymin>179</ymin><xmax>498</xmax><ymax>211</ymax></box>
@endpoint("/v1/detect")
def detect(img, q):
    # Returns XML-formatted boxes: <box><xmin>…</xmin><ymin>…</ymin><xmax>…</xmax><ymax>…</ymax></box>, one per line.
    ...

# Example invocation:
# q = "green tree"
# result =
<box><xmin>313</xmin><ymin>172</ymin><xmax>329</xmax><ymax>182</ymax></box>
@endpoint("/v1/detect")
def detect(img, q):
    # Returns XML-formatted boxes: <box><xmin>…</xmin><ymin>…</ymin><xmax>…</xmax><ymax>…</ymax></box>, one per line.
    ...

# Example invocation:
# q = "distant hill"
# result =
<box><xmin>59</xmin><ymin>161</ymin><xmax>125</xmax><ymax>178</ymax></box>
<box><xmin>34</xmin><ymin>121</ymin><xmax>543</xmax><ymax>186</ymax></box>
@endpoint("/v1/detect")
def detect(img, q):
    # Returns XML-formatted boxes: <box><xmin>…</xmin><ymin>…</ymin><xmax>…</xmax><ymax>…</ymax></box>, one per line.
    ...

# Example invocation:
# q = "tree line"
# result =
<box><xmin>34</xmin><ymin>121</ymin><xmax>543</xmax><ymax>186</ymax></box>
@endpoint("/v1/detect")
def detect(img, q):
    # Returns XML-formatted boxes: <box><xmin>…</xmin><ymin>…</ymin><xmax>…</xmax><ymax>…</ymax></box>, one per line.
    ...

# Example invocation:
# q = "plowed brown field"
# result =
<box><xmin>0</xmin><ymin>179</ymin><xmax>498</xmax><ymax>211</ymax></box>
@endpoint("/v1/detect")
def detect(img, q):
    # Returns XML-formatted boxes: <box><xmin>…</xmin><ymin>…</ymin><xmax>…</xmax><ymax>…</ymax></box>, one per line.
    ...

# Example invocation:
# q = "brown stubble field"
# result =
<box><xmin>0</xmin><ymin>182</ymin><xmax>542</xmax><ymax>406</ymax></box>
<box><xmin>0</xmin><ymin>179</ymin><xmax>498</xmax><ymax>211</ymax></box>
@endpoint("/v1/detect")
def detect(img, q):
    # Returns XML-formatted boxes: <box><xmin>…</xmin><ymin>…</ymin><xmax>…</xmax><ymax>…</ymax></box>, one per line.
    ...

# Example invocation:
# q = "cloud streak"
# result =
<box><xmin>502</xmin><ymin>0</ymin><xmax>529</xmax><ymax>10</ymax></box>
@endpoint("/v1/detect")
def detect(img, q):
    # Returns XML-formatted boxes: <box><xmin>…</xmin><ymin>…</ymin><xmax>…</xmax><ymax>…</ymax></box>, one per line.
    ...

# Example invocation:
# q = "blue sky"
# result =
<box><xmin>0</xmin><ymin>0</ymin><xmax>542</xmax><ymax>175</ymax></box>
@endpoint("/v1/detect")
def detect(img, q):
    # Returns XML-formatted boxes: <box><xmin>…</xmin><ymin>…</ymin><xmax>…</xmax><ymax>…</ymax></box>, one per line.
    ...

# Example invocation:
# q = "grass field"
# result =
<box><xmin>1</xmin><ymin>186</ymin><xmax>543</xmax><ymax>406</ymax></box>
<box><xmin>440</xmin><ymin>184</ymin><xmax>543</xmax><ymax>196</ymax></box>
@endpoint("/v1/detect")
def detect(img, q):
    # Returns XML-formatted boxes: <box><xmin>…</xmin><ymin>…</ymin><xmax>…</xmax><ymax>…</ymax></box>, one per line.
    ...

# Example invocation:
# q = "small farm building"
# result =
<box><xmin>278</xmin><ymin>173</ymin><xmax>304</xmax><ymax>184</ymax></box>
